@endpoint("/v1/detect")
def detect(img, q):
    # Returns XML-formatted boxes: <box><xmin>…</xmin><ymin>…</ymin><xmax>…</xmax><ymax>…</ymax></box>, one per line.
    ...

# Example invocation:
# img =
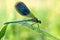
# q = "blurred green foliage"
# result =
<box><xmin>0</xmin><ymin>0</ymin><xmax>60</xmax><ymax>40</ymax></box>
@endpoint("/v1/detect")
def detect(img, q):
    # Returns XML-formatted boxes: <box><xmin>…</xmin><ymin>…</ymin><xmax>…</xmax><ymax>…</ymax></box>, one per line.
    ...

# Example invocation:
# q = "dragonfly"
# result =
<box><xmin>4</xmin><ymin>1</ymin><xmax>41</xmax><ymax>27</ymax></box>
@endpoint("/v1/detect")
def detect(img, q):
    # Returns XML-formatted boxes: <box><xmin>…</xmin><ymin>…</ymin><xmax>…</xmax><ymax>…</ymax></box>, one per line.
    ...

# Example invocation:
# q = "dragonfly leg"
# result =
<box><xmin>37</xmin><ymin>23</ymin><xmax>40</xmax><ymax>28</ymax></box>
<box><xmin>30</xmin><ymin>23</ymin><xmax>36</xmax><ymax>30</ymax></box>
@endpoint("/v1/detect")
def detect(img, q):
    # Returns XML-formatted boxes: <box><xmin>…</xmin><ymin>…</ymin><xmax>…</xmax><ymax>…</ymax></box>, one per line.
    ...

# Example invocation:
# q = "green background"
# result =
<box><xmin>0</xmin><ymin>0</ymin><xmax>60</xmax><ymax>40</ymax></box>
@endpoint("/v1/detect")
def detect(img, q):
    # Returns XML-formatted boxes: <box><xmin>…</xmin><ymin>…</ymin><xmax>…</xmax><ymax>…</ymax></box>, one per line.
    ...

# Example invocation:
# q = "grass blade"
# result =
<box><xmin>18</xmin><ymin>23</ymin><xmax>60</xmax><ymax>40</ymax></box>
<box><xmin>0</xmin><ymin>24</ymin><xmax>8</xmax><ymax>39</ymax></box>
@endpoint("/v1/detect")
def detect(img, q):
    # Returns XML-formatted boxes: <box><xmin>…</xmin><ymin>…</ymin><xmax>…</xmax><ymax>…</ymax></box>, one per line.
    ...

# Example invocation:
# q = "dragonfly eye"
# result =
<box><xmin>38</xmin><ymin>20</ymin><xmax>41</xmax><ymax>23</ymax></box>
<box><xmin>15</xmin><ymin>2</ymin><xmax>30</xmax><ymax>16</ymax></box>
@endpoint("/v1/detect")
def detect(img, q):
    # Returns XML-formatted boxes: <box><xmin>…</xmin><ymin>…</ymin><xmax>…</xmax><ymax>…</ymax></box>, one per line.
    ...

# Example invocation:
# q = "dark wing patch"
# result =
<box><xmin>15</xmin><ymin>2</ymin><xmax>30</xmax><ymax>16</ymax></box>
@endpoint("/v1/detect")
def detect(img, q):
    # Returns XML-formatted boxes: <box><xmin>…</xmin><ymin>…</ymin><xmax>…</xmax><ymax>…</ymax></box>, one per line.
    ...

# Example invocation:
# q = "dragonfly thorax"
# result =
<box><xmin>32</xmin><ymin>17</ymin><xmax>41</xmax><ymax>24</ymax></box>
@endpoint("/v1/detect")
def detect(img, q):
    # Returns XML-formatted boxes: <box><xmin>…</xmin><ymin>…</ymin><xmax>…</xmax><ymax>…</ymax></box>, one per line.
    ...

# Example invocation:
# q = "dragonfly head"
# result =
<box><xmin>38</xmin><ymin>20</ymin><xmax>41</xmax><ymax>23</ymax></box>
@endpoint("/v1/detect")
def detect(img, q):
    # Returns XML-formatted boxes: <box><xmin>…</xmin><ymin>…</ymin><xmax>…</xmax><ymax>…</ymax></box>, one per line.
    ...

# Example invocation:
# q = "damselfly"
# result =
<box><xmin>4</xmin><ymin>2</ymin><xmax>41</xmax><ymax>27</ymax></box>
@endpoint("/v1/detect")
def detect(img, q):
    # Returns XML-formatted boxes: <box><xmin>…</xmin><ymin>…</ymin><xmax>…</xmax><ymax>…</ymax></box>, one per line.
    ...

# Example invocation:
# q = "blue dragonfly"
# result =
<box><xmin>4</xmin><ymin>1</ymin><xmax>41</xmax><ymax>27</ymax></box>
<box><xmin>3</xmin><ymin>2</ymin><xmax>60</xmax><ymax>40</ymax></box>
